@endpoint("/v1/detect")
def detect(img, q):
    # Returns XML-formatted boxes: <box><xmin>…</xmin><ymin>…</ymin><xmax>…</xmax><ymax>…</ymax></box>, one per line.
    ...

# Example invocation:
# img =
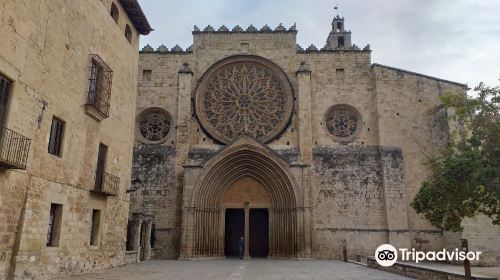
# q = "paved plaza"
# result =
<box><xmin>59</xmin><ymin>259</ymin><xmax>412</xmax><ymax>280</ymax></box>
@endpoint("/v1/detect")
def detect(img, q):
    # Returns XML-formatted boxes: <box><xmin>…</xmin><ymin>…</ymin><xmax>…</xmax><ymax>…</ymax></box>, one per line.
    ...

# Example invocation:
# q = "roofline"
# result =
<box><xmin>372</xmin><ymin>63</ymin><xmax>469</xmax><ymax>89</ymax></box>
<box><xmin>118</xmin><ymin>0</ymin><xmax>153</xmax><ymax>35</ymax></box>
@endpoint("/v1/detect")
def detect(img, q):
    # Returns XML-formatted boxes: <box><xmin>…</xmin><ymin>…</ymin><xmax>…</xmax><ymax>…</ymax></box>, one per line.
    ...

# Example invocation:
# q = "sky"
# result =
<box><xmin>138</xmin><ymin>0</ymin><xmax>500</xmax><ymax>90</ymax></box>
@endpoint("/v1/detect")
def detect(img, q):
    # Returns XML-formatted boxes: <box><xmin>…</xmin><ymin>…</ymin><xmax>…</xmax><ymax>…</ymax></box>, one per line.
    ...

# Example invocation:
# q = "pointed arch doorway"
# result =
<box><xmin>222</xmin><ymin>176</ymin><xmax>271</xmax><ymax>258</ymax></box>
<box><xmin>180</xmin><ymin>136</ymin><xmax>311</xmax><ymax>259</ymax></box>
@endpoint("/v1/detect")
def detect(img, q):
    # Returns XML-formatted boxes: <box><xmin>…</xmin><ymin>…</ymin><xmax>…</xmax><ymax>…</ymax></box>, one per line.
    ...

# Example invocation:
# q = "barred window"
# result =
<box><xmin>47</xmin><ymin>203</ymin><xmax>62</xmax><ymax>247</ymax></box>
<box><xmin>86</xmin><ymin>54</ymin><xmax>113</xmax><ymax>119</ymax></box>
<box><xmin>48</xmin><ymin>117</ymin><xmax>65</xmax><ymax>157</ymax></box>
<box><xmin>0</xmin><ymin>74</ymin><xmax>12</xmax><ymax>126</ymax></box>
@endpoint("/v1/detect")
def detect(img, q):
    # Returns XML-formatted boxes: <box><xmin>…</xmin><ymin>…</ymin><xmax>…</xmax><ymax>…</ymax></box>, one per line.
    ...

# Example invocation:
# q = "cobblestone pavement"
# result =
<box><xmin>60</xmin><ymin>259</ymin><xmax>413</xmax><ymax>280</ymax></box>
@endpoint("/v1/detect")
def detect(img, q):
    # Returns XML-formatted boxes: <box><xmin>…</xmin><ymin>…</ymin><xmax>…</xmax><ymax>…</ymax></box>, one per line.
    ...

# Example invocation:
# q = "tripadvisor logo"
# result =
<box><xmin>374</xmin><ymin>244</ymin><xmax>482</xmax><ymax>267</ymax></box>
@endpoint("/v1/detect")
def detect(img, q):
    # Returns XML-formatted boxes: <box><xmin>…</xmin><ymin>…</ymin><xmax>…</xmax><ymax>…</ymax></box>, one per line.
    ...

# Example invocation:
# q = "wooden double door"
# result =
<box><xmin>224</xmin><ymin>208</ymin><xmax>269</xmax><ymax>258</ymax></box>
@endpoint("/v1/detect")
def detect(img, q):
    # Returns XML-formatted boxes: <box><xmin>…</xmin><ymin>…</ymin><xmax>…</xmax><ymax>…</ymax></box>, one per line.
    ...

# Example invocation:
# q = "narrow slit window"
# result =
<box><xmin>48</xmin><ymin>117</ymin><xmax>65</xmax><ymax>157</ymax></box>
<box><xmin>90</xmin><ymin>209</ymin><xmax>101</xmax><ymax>246</ymax></box>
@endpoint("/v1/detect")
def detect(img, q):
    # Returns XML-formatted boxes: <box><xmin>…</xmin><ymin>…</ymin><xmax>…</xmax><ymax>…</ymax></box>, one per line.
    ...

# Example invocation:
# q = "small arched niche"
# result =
<box><xmin>125</xmin><ymin>24</ymin><xmax>133</xmax><ymax>43</ymax></box>
<box><xmin>110</xmin><ymin>3</ymin><xmax>119</xmax><ymax>24</ymax></box>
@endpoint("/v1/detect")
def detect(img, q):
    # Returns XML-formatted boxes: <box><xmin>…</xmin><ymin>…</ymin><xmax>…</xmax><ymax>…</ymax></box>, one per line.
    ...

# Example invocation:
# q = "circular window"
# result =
<box><xmin>137</xmin><ymin>108</ymin><xmax>171</xmax><ymax>143</ymax></box>
<box><xmin>325</xmin><ymin>105</ymin><xmax>361</xmax><ymax>141</ymax></box>
<box><xmin>195</xmin><ymin>56</ymin><xmax>294</xmax><ymax>144</ymax></box>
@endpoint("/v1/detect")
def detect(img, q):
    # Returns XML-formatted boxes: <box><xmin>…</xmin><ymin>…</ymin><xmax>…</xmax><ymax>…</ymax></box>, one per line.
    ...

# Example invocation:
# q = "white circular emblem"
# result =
<box><xmin>375</xmin><ymin>244</ymin><xmax>398</xmax><ymax>267</ymax></box>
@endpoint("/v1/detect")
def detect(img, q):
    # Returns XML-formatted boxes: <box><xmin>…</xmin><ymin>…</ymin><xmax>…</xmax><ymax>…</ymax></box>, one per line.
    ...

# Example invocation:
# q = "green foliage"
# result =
<box><xmin>411</xmin><ymin>82</ymin><xmax>500</xmax><ymax>232</ymax></box>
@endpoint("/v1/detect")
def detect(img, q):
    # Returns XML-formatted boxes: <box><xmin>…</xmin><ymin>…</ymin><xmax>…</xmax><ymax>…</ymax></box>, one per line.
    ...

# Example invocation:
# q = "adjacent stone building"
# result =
<box><xmin>0</xmin><ymin>1</ymin><xmax>151</xmax><ymax>279</ymax></box>
<box><xmin>130</xmin><ymin>14</ymin><xmax>499</xmax><ymax>265</ymax></box>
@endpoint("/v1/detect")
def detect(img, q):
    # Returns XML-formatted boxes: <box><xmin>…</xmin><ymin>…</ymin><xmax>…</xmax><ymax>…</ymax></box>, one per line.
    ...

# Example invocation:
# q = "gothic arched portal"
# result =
<box><xmin>180</xmin><ymin>135</ymin><xmax>310</xmax><ymax>259</ymax></box>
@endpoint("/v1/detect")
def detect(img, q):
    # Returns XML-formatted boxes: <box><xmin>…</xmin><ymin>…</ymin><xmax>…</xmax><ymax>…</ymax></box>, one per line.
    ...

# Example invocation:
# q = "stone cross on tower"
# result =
<box><xmin>325</xmin><ymin>7</ymin><xmax>352</xmax><ymax>50</ymax></box>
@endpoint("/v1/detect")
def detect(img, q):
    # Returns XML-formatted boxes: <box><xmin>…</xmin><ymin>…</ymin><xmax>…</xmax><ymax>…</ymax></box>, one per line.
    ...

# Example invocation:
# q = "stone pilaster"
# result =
<box><xmin>379</xmin><ymin>147</ymin><xmax>411</xmax><ymax>249</ymax></box>
<box><xmin>296</xmin><ymin>62</ymin><xmax>313</xmax><ymax>163</ymax></box>
<box><xmin>175</xmin><ymin>63</ymin><xmax>193</xmax><ymax>174</ymax></box>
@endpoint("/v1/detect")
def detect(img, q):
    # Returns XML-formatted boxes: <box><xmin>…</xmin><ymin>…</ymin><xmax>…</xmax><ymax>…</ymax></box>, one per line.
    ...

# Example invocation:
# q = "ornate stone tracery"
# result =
<box><xmin>326</xmin><ymin>105</ymin><xmax>361</xmax><ymax>140</ymax></box>
<box><xmin>138</xmin><ymin>108</ymin><xmax>171</xmax><ymax>143</ymax></box>
<box><xmin>196</xmin><ymin>56</ymin><xmax>294</xmax><ymax>144</ymax></box>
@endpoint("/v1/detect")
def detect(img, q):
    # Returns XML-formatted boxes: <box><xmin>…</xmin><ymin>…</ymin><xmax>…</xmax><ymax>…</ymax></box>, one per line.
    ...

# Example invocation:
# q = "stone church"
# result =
<box><xmin>130</xmin><ymin>15</ymin><xmax>498</xmax><ymax>264</ymax></box>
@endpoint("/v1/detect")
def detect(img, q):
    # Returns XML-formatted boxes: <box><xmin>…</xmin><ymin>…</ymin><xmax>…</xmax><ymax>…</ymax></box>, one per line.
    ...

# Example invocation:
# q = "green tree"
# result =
<box><xmin>411</xmin><ymin>82</ymin><xmax>500</xmax><ymax>232</ymax></box>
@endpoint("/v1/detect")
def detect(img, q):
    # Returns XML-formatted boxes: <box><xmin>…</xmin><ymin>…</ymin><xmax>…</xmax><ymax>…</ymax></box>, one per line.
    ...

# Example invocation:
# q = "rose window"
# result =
<box><xmin>139</xmin><ymin>109</ymin><xmax>171</xmax><ymax>142</ymax></box>
<box><xmin>326</xmin><ymin>105</ymin><xmax>361</xmax><ymax>140</ymax></box>
<box><xmin>195</xmin><ymin>56</ymin><xmax>294</xmax><ymax>144</ymax></box>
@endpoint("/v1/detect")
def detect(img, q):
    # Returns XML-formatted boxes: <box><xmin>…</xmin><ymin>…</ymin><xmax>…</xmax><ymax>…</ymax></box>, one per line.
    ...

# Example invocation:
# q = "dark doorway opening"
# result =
<box><xmin>224</xmin><ymin>209</ymin><xmax>244</xmax><ymax>257</ymax></box>
<box><xmin>250</xmin><ymin>208</ymin><xmax>269</xmax><ymax>258</ymax></box>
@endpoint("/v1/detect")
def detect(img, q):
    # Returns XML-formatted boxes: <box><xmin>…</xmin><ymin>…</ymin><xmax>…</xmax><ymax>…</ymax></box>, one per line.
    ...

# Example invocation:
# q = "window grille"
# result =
<box><xmin>86</xmin><ymin>54</ymin><xmax>113</xmax><ymax>118</ymax></box>
<box><xmin>48</xmin><ymin>117</ymin><xmax>65</xmax><ymax>156</ymax></box>
<box><xmin>47</xmin><ymin>204</ymin><xmax>62</xmax><ymax>246</ymax></box>
<box><xmin>0</xmin><ymin>75</ymin><xmax>11</xmax><ymax>126</ymax></box>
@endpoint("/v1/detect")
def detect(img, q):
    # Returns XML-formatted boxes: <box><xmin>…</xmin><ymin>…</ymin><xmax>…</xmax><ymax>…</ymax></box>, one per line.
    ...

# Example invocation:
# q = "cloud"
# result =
<box><xmin>138</xmin><ymin>0</ymin><xmax>500</xmax><ymax>88</ymax></box>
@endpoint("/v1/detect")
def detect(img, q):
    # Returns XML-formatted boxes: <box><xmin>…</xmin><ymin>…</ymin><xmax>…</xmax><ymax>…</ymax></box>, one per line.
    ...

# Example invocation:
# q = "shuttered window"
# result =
<box><xmin>48</xmin><ymin>117</ymin><xmax>65</xmax><ymax>156</ymax></box>
<box><xmin>0</xmin><ymin>75</ymin><xmax>12</xmax><ymax>126</ymax></box>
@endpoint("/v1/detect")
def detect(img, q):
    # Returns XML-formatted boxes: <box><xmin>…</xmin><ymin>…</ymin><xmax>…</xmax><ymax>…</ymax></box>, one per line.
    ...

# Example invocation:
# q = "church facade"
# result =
<box><xmin>130</xmin><ymin>16</ymin><xmax>498</xmax><ymax>264</ymax></box>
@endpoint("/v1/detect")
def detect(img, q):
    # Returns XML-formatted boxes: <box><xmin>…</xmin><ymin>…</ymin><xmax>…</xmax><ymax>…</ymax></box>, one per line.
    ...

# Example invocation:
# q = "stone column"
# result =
<box><xmin>244</xmin><ymin>205</ymin><xmax>250</xmax><ymax>259</ymax></box>
<box><xmin>296</xmin><ymin>62</ymin><xmax>313</xmax><ymax>163</ymax></box>
<box><xmin>219</xmin><ymin>208</ymin><xmax>225</xmax><ymax>256</ymax></box>
<box><xmin>144</xmin><ymin>222</ymin><xmax>153</xmax><ymax>260</ymax></box>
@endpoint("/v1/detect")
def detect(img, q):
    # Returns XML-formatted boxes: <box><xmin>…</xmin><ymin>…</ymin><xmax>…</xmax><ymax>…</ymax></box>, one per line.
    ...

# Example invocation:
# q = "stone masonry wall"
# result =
<box><xmin>0</xmin><ymin>0</ymin><xmax>143</xmax><ymax>279</ymax></box>
<box><xmin>133</xmin><ymin>25</ymin><xmax>496</xmax><ymax>263</ymax></box>
<box><xmin>130</xmin><ymin>145</ymin><xmax>179</xmax><ymax>259</ymax></box>
<box><xmin>312</xmin><ymin>145</ymin><xmax>392</xmax><ymax>259</ymax></box>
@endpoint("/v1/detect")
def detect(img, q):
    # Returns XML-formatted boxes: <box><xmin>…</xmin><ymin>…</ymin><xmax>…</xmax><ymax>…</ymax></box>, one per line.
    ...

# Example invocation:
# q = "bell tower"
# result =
<box><xmin>326</xmin><ymin>15</ymin><xmax>352</xmax><ymax>50</ymax></box>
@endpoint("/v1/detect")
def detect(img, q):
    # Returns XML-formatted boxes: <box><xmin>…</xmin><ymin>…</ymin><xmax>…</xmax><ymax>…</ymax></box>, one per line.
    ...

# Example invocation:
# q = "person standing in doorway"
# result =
<box><xmin>239</xmin><ymin>236</ymin><xmax>244</xmax><ymax>259</ymax></box>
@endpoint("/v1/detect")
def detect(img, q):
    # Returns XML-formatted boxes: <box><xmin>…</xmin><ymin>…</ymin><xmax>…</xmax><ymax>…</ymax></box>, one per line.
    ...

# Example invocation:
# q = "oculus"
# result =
<box><xmin>326</xmin><ymin>105</ymin><xmax>361</xmax><ymax>141</ymax></box>
<box><xmin>138</xmin><ymin>108</ymin><xmax>171</xmax><ymax>143</ymax></box>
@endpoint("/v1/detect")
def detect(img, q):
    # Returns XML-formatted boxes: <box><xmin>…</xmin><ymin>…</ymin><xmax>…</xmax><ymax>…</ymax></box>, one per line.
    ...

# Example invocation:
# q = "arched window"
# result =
<box><xmin>337</xmin><ymin>22</ymin><xmax>342</xmax><ymax>30</ymax></box>
<box><xmin>110</xmin><ymin>3</ymin><xmax>119</xmax><ymax>24</ymax></box>
<box><xmin>338</xmin><ymin>36</ymin><xmax>345</xmax><ymax>48</ymax></box>
<box><xmin>125</xmin><ymin>24</ymin><xmax>132</xmax><ymax>43</ymax></box>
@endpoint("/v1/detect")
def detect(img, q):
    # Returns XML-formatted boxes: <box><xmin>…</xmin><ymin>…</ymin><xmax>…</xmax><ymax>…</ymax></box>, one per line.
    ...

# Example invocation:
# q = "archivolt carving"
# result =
<box><xmin>196</xmin><ymin>56</ymin><xmax>294</xmax><ymax>144</ymax></box>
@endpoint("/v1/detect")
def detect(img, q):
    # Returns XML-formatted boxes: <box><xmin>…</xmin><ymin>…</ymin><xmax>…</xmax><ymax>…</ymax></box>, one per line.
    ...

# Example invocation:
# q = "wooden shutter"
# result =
<box><xmin>0</xmin><ymin>75</ymin><xmax>11</xmax><ymax>126</ymax></box>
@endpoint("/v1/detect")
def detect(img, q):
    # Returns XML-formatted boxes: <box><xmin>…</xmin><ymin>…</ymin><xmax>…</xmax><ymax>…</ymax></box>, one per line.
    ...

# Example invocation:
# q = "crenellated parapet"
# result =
<box><xmin>296</xmin><ymin>43</ymin><xmax>371</xmax><ymax>53</ymax></box>
<box><xmin>192</xmin><ymin>23</ymin><xmax>297</xmax><ymax>34</ymax></box>
<box><xmin>140</xmin><ymin>44</ymin><xmax>193</xmax><ymax>54</ymax></box>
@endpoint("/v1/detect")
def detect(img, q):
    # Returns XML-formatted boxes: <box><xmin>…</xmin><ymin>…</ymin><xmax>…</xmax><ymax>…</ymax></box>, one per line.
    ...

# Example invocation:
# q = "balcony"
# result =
<box><xmin>0</xmin><ymin>126</ymin><xmax>31</xmax><ymax>170</ymax></box>
<box><xmin>92</xmin><ymin>171</ymin><xmax>120</xmax><ymax>197</ymax></box>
